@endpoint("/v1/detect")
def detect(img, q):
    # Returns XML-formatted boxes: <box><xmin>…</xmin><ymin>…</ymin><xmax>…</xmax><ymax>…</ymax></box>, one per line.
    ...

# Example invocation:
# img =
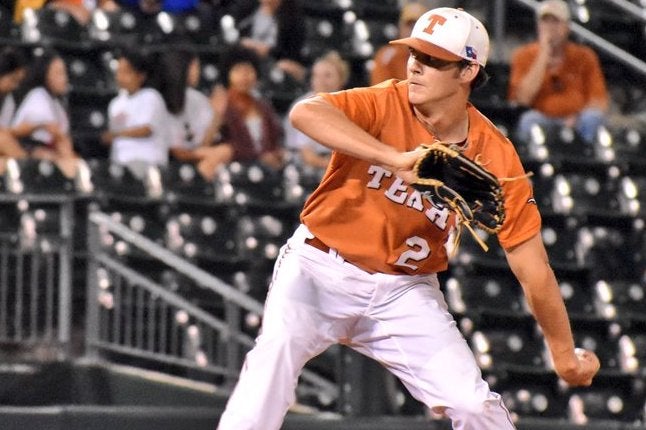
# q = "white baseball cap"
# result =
<box><xmin>389</xmin><ymin>7</ymin><xmax>490</xmax><ymax>67</ymax></box>
<box><xmin>537</xmin><ymin>0</ymin><xmax>571</xmax><ymax>22</ymax></box>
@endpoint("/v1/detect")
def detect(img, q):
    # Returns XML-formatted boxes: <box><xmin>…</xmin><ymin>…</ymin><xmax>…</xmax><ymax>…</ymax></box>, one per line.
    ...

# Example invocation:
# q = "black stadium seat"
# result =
<box><xmin>163</xmin><ymin>208</ymin><xmax>248</xmax><ymax>269</ymax></box>
<box><xmin>565</xmin><ymin>373</ymin><xmax>645</xmax><ymax>423</ymax></box>
<box><xmin>216</xmin><ymin>161</ymin><xmax>299</xmax><ymax>213</ymax></box>
<box><xmin>4</xmin><ymin>159</ymin><xmax>75</xmax><ymax>195</ymax></box>
<box><xmin>27</xmin><ymin>7</ymin><xmax>89</xmax><ymax>46</ymax></box>
<box><xmin>63</xmin><ymin>49</ymin><xmax>115</xmax><ymax>93</ymax></box>
<box><xmin>445</xmin><ymin>266</ymin><xmax>525</xmax><ymax>317</ymax></box>
<box><xmin>162</xmin><ymin>162</ymin><xmax>219</xmax><ymax>206</ymax></box>
<box><xmin>346</xmin><ymin>17</ymin><xmax>399</xmax><ymax>60</ymax></box>
<box><xmin>493</xmin><ymin>370</ymin><xmax>567</xmax><ymax>420</ymax></box>
<box><xmin>0</xmin><ymin>5</ymin><xmax>19</xmax><ymax>41</ymax></box>
<box><xmin>301</xmin><ymin>15</ymin><xmax>349</xmax><ymax>63</ymax></box>
<box><xmin>467</xmin><ymin>315</ymin><xmax>547</xmax><ymax>372</ymax></box>
<box><xmin>540</xmin><ymin>214</ymin><xmax>586</xmax><ymax>270</ymax></box>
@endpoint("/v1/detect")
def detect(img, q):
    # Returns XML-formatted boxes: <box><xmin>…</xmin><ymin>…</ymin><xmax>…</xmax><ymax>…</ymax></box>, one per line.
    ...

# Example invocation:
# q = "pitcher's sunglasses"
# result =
<box><xmin>409</xmin><ymin>48</ymin><xmax>469</xmax><ymax>70</ymax></box>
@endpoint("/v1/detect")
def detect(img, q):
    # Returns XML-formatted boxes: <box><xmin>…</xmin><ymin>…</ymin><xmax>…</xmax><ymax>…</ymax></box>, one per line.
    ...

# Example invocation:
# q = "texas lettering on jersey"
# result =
<box><xmin>301</xmin><ymin>153</ymin><xmax>457</xmax><ymax>275</ymax></box>
<box><xmin>366</xmin><ymin>164</ymin><xmax>450</xmax><ymax>231</ymax></box>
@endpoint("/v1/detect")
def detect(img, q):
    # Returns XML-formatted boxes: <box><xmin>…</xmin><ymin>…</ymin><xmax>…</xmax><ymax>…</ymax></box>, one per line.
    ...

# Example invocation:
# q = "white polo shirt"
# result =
<box><xmin>108</xmin><ymin>87</ymin><xmax>169</xmax><ymax>166</ymax></box>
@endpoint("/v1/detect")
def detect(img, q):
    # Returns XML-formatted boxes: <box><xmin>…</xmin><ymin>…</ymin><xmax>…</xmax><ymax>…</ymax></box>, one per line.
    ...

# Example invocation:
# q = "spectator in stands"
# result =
<box><xmin>369</xmin><ymin>2</ymin><xmax>426</xmax><ymax>86</ymax></box>
<box><xmin>0</xmin><ymin>46</ymin><xmax>29</xmax><ymax>159</ymax></box>
<box><xmin>220</xmin><ymin>46</ymin><xmax>285</xmax><ymax>169</ymax></box>
<box><xmin>237</xmin><ymin>0</ymin><xmax>307</xmax><ymax>82</ymax></box>
<box><xmin>12</xmin><ymin>49</ymin><xmax>78</xmax><ymax>161</ymax></box>
<box><xmin>159</xmin><ymin>49</ymin><xmax>232</xmax><ymax>180</ymax></box>
<box><xmin>101</xmin><ymin>48</ymin><xmax>169</xmax><ymax>168</ymax></box>
<box><xmin>508</xmin><ymin>0</ymin><xmax>609</xmax><ymax>144</ymax></box>
<box><xmin>284</xmin><ymin>51</ymin><xmax>350</xmax><ymax>169</ymax></box>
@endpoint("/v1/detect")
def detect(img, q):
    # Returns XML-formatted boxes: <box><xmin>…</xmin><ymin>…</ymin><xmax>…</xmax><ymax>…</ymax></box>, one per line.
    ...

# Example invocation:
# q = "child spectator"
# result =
<box><xmin>102</xmin><ymin>48</ymin><xmax>169</xmax><ymax>168</ymax></box>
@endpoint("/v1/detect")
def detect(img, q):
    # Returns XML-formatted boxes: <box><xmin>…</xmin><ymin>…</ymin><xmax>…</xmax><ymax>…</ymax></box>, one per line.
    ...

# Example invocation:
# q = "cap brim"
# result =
<box><xmin>390</xmin><ymin>37</ymin><xmax>463</xmax><ymax>62</ymax></box>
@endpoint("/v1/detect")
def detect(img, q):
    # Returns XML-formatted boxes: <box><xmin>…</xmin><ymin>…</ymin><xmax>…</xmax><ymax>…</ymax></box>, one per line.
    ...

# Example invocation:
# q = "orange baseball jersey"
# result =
<box><xmin>300</xmin><ymin>79</ymin><xmax>541</xmax><ymax>275</ymax></box>
<box><xmin>508</xmin><ymin>41</ymin><xmax>608</xmax><ymax>117</ymax></box>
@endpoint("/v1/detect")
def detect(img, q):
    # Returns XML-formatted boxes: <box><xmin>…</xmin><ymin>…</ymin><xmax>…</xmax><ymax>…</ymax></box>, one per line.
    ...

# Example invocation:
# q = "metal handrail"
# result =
<box><xmin>570</xmin><ymin>22</ymin><xmax>646</xmax><ymax>76</ymax></box>
<box><xmin>602</xmin><ymin>0</ymin><xmax>646</xmax><ymax>22</ymax></box>
<box><xmin>85</xmin><ymin>209</ymin><xmax>339</xmax><ymax>404</ymax></box>
<box><xmin>88</xmin><ymin>211</ymin><xmax>264</xmax><ymax>315</ymax></box>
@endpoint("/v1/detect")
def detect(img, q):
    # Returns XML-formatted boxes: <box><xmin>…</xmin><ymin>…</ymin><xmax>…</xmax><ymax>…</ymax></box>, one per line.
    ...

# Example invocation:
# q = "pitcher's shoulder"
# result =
<box><xmin>468</xmin><ymin>105</ymin><xmax>513</xmax><ymax>144</ymax></box>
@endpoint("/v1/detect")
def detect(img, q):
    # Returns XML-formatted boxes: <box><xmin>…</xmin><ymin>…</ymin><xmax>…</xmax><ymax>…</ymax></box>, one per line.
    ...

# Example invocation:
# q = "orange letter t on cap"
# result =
<box><xmin>424</xmin><ymin>15</ymin><xmax>447</xmax><ymax>35</ymax></box>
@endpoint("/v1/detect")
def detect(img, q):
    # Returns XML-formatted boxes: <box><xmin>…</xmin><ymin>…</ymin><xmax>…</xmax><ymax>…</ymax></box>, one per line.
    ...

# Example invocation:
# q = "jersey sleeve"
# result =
<box><xmin>320</xmin><ymin>85</ymin><xmax>388</xmax><ymax>137</ymax></box>
<box><xmin>497</xmin><ymin>149</ymin><xmax>542</xmax><ymax>249</ymax></box>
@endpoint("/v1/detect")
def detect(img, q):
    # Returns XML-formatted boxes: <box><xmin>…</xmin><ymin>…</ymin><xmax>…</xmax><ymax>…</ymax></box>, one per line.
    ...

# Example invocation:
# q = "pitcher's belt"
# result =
<box><xmin>304</xmin><ymin>236</ymin><xmax>330</xmax><ymax>253</ymax></box>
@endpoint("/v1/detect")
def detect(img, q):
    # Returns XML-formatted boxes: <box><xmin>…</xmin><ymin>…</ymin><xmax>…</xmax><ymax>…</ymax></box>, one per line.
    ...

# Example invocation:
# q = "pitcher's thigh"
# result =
<box><xmin>351</xmin><ymin>282</ymin><xmax>492</xmax><ymax>414</ymax></box>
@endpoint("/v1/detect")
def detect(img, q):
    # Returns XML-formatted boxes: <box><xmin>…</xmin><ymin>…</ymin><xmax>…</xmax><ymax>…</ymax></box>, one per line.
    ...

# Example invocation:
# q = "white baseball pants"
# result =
<box><xmin>217</xmin><ymin>225</ymin><xmax>516</xmax><ymax>430</ymax></box>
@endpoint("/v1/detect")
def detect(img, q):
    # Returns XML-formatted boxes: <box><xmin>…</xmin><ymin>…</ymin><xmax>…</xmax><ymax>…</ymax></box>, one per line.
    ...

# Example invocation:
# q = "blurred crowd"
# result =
<box><xmin>2</xmin><ymin>0</ymin><xmax>636</xmax><ymax>186</ymax></box>
<box><xmin>3</xmin><ymin>0</ymin><xmax>351</xmax><ymax>181</ymax></box>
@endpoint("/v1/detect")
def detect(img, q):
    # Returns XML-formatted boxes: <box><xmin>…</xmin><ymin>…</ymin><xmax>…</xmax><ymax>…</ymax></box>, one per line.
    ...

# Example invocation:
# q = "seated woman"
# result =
<box><xmin>219</xmin><ymin>46</ymin><xmax>285</xmax><ymax>170</ymax></box>
<box><xmin>11</xmin><ymin>49</ymin><xmax>78</xmax><ymax>170</ymax></box>
<box><xmin>101</xmin><ymin>48</ymin><xmax>169</xmax><ymax>170</ymax></box>
<box><xmin>158</xmin><ymin>49</ymin><xmax>232</xmax><ymax>181</ymax></box>
<box><xmin>168</xmin><ymin>46</ymin><xmax>285</xmax><ymax>178</ymax></box>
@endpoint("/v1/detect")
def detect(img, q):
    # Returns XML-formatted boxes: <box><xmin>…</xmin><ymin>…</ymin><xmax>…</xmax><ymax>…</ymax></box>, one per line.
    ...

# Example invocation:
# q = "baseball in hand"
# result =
<box><xmin>575</xmin><ymin>347</ymin><xmax>598</xmax><ymax>365</ymax></box>
<box><xmin>574</xmin><ymin>347</ymin><xmax>601</xmax><ymax>384</ymax></box>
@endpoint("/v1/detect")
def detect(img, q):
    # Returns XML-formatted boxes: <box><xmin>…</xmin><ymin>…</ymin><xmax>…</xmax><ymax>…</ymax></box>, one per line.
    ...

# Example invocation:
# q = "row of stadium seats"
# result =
<box><xmin>6</xmin><ymin>156</ymin><xmax>646</xmax><ymax>220</ymax></box>
<box><xmin>4</xmin><ymin>155</ymin><xmax>645</xmax><ymax>298</ymax></box>
<box><xmin>17</xmin><ymin>5</ymin><xmax>401</xmax><ymax>63</ymax></box>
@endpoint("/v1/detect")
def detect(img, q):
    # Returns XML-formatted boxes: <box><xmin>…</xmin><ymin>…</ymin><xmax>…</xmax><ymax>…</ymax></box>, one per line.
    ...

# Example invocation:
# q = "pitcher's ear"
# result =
<box><xmin>461</xmin><ymin>63</ymin><xmax>489</xmax><ymax>89</ymax></box>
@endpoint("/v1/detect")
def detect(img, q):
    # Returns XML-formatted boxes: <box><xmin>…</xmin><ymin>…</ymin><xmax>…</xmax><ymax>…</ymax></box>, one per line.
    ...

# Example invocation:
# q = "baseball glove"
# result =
<box><xmin>411</xmin><ymin>143</ymin><xmax>506</xmax><ymax>252</ymax></box>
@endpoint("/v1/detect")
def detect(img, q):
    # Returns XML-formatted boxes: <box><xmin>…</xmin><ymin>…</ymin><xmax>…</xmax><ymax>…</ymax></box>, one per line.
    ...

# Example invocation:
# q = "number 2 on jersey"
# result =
<box><xmin>395</xmin><ymin>236</ymin><xmax>431</xmax><ymax>270</ymax></box>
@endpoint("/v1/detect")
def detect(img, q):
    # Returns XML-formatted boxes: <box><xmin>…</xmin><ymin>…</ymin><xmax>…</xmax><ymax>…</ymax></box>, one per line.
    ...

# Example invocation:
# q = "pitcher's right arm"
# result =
<box><xmin>289</xmin><ymin>96</ymin><xmax>420</xmax><ymax>181</ymax></box>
